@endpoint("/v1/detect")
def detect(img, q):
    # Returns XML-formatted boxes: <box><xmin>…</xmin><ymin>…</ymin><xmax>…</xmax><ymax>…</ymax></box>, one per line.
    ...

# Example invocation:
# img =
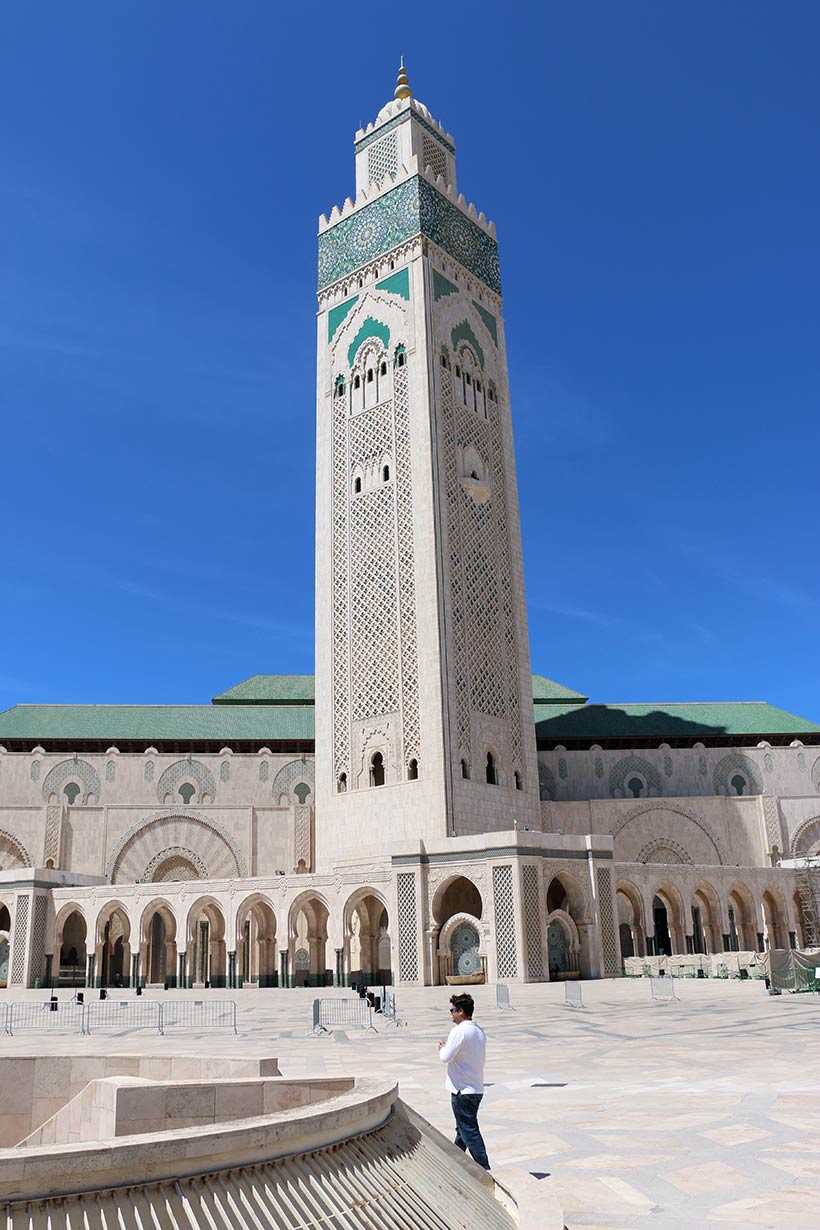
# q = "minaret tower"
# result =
<box><xmin>314</xmin><ymin>64</ymin><xmax>541</xmax><ymax>862</ymax></box>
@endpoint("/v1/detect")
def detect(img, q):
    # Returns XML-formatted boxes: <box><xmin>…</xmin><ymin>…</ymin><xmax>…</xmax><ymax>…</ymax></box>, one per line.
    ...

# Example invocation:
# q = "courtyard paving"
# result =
<box><xmin>1</xmin><ymin>978</ymin><xmax>818</xmax><ymax>1228</ymax></box>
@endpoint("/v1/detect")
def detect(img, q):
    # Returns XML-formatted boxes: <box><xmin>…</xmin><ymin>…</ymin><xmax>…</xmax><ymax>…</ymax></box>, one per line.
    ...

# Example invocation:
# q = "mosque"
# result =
<box><xmin>1</xmin><ymin>65</ymin><xmax>819</xmax><ymax>992</ymax></box>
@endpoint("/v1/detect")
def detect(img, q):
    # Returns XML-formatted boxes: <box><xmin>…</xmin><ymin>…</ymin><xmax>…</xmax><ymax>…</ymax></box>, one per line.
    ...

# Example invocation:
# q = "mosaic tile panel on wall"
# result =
<box><xmin>318</xmin><ymin>177</ymin><xmax>500</xmax><ymax>295</ymax></box>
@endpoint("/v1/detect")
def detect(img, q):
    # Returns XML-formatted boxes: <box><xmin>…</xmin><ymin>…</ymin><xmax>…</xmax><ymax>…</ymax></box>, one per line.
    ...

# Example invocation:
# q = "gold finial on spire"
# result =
<box><xmin>394</xmin><ymin>56</ymin><xmax>412</xmax><ymax>100</ymax></box>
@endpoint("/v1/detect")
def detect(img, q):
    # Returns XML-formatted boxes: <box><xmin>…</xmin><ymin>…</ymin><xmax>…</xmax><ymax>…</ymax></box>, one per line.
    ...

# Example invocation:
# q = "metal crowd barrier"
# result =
<box><xmin>380</xmin><ymin>987</ymin><xmax>405</xmax><ymax>1028</ymax></box>
<box><xmin>496</xmin><ymin>983</ymin><xmax>514</xmax><ymax>1011</ymax></box>
<box><xmin>650</xmin><ymin>976</ymin><xmax>679</xmax><ymax>1003</ymax></box>
<box><xmin>6</xmin><ymin>1000</ymin><xmax>86</xmax><ymax>1036</ymax></box>
<box><xmin>84</xmin><ymin>999</ymin><xmax>162</xmax><ymax>1034</ymax></box>
<box><xmin>564</xmin><ymin>981</ymin><xmax>583</xmax><ymax>1009</ymax></box>
<box><xmin>161</xmin><ymin>999</ymin><xmax>238</xmax><ymax>1034</ymax></box>
<box><xmin>312</xmin><ymin>997</ymin><xmax>376</xmax><ymax>1034</ymax></box>
<box><xmin>2</xmin><ymin>999</ymin><xmax>240</xmax><ymax>1037</ymax></box>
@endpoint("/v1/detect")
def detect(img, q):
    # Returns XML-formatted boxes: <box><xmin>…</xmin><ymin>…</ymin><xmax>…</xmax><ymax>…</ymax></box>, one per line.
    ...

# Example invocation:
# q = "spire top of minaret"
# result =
<box><xmin>394</xmin><ymin>57</ymin><xmax>412</xmax><ymax>100</ymax></box>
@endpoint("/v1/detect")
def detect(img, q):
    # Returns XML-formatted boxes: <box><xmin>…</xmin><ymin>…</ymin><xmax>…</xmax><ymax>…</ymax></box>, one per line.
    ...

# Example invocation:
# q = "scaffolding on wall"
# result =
<box><xmin>795</xmin><ymin>858</ymin><xmax>820</xmax><ymax>949</ymax></box>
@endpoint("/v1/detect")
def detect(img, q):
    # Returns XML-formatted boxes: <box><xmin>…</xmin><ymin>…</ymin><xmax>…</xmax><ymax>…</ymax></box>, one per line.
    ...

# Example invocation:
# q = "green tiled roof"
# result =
<box><xmin>531</xmin><ymin>675</ymin><xmax>588</xmax><ymax>704</ymax></box>
<box><xmin>534</xmin><ymin>701</ymin><xmax>820</xmax><ymax>742</ymax></box>
<box><xmin>0</xmin><ymin>705</ymin><xmax>314</xmax><ymax>743</ymax></box>
<box><xmin>211</xmin><ymin>675</ymin><xmax>315</xmax><ymax>705</ymax></box>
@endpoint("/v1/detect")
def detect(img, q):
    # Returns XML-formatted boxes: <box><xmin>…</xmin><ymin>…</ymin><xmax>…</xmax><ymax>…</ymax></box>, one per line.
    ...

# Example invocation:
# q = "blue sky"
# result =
<box><xmin>1</xmin><ymin>3</ymin><xmax>818</xmax><ymax>719</ymax></box>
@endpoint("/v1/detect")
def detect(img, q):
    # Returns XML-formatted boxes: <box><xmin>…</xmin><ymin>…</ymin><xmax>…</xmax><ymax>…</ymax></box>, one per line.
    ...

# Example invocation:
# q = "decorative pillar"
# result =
<box><xmin>228</xmin><ymin>951</ymin><xmax>236</xmax><ymax>989</ymax></box>
<box><xmin>334</xmin><ymin>948</ymin><xmax>344</xmax><ymax>987</ymax></box>
<box><xmin>722</xmin><ymin>933</ymin><xmax>731</xmax><ymax>952</ymax></box>
<box><xmin>757</xmin><ymin>932</ymin><xmax>765</xmax><ymax>953</ymax></box>
<box><xmin>85</xmin><ymin>952</ymin><xmax>95</xmax><ymax>988</ymax></box>
<box><xmin>279</xmin><ymin>949</ymin><xmax>290</xmax><ymax>989</ymax></box>
<box><xmin>178</xmin><ymin>952</ymin><xmax>187</xmax><ymax>989</ymax></box>
<box><xmin>44</xmin><ymin>954</ymin><xmax>53</xmax><ymax>989</ymax></box>
<box><xmin>685</xmin><ymin>935</ymin><xmax>695</xmax><ymax>955</ymax></box>
<box><xmin>646</xmin><ymin>936</ymin><xmax>656</xmax><ymax>957</ymax></box>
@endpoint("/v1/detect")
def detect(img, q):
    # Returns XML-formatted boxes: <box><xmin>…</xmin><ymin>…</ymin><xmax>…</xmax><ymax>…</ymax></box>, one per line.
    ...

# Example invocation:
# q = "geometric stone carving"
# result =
<box><xmin>0</xmin><ymin>830</ymin><xmax>32</xmax><ymax>870</ymax></box>
<box><xmin>538</xmin><ymin>762</ymin><xmax>556</xmax><ymax>801</ymax></box>
<box><xmin>157</xmin><ymin>760</ymin><xmax>216</xmax><ymax>806</ymax></box>
<box><xmin>272</xmin><ymin>758</ymin><xmax>315</xmax><ymax>806</ymax></box>
<box><xmin>609</xmin><ymin>755</ymin><xmax>662</xmax><ymax>799</ymax></box>
<box><xmin>142</xmin><ymin>846</ymin><xmax>208</xmax><ymax>883</ymax></box>
<box><xmin>493</xmin><ymin>864</ymin><xmax>517</xmax><ymax>978</ymax></box>
<box><xmin>522</xmin><ymin>864</ymin><xmax>543</xmax><ymax>979</ymax></box>
<box><xmin>43</xmin><ymin>806</ymin><xmax>61</xmax><ymax>867</ymax></box>
<box><xmin>42</xmin><ymin>758</ymin><xmax>101</xmax><ymax>805</ymax></box>
<box><xmin>712</xmin><ymin>752</ymin><xmax>762</xmax><ymax>797</ymax></box>
<box><xmin>107</xmin><ymin>812</ymin><xmax>247</xmax><ymax>883</ymax></box>
<box><xmin>596</xmin><ymin>865</ymin><xmax>619</xmax><ymax>975</ymax></box>
<box><xmin>10</xmin><ymin>895</ymin><xmax>29</xmax><ymax>985</ymax></box>
<box><xmin>637</xmin><ymin>838</ymin><xmax>693</xmax><ymax>866</ymax></box>
<box><xmin>396</xmin><ymin>872</ymin><xmax>418</xmax><ymax>982</ymax></box>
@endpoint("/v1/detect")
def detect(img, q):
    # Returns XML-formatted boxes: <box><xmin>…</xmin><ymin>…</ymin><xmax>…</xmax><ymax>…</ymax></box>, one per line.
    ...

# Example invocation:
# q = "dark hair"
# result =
<box><xmin>450</xmin><ymin>993</ymin><xmax>474</xmax><ymax>1018</ymax></box>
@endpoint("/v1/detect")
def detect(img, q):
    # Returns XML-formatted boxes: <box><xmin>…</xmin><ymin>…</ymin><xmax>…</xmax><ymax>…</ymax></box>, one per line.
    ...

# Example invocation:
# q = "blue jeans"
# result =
<box><xmin>451</xmin><ymin>1092</ymin><xmax>490</xmax><ymax>1169</ymax></box>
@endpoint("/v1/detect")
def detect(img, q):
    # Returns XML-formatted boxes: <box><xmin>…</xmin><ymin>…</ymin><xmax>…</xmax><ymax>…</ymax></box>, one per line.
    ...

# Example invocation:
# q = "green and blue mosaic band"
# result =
<box><xmin>318</xmin><ymin>176</ymin><xmax>500</xmax><ymax>295</ymax></box>
<box><xmin>354</xmin><ymin>110</ymin><xmax>456</xmax><ymax>156</ymax></box>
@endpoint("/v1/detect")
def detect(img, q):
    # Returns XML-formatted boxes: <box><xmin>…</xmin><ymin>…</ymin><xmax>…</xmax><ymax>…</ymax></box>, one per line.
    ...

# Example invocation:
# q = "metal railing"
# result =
<box><xmin>380</xmin><ymin>987</ymin><xmax>405</xmax><ymax>1027</ymax></box>
<box><xmin>84</xmin><ymin>999</ymin><xmax>162</xmax><ymax>1034</ymax></box>
<box><xmin>160</xmin><ymin>999</ymin><xmax>238</xmax><ymax>1033</ymax></box>
<box><xmin>312</xmin><ymin>997</ymin><xmax>376</xmax><ymax>1034</ymax></box>
<box><xmin>2</xmin><ymin>998</ymin><xmax>240</xmax><ymax>1037</ymax></box>
<box><xmin>650</xmin><ymin>976</ymin><xmax>679</xmax><ymax>1003</ymax></box>
<box><xmin>6</xmin><ymin>1000</ymin><xmax>86</xmax><ymax>1036</ymax></box>
<box><xmin>495</xmin><ymin>983</ymin><xmax>514</xmax><ymax>1011</ymax></box>
<box><xmin>564</xmin><ymin>981</ymin><xmax>583</xmax><ymax>1009</ymax></box>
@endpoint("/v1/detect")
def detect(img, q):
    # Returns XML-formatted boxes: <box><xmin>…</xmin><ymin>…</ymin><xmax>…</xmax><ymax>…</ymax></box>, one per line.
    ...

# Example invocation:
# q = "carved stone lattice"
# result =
<box><xmin>220</xmin><ymin>760</ymin><xmax>230</xmax><ymax>783</ymax></box>
<box><xmin>522</xmin><ymin>865</ymin><xmax>543</xmax><ymax>979</ymax></box>
<box><xmin>422</xmin><ymin>134</ymin><xmax>447</xmax><ymax>180</ymax></box>
<box><xmin>331</xmin><ymin>381</ymin><xmax>351</xmax><ymax>782</ymax></box>
<box><xmin>105</xmin><ymin>760</ymin><xmax>116</xmax><ymax>783</ymax></box>
<box><xmin>43</xmin><ymin>805</ymin><xmax>61</xmax><ymax>866</ymax></box>
<box><xmin>713</xmin><ymin>752</ymin><xmax>762</xmax><ymax>796</ymax></box>
<box><xmin>637</xmin><ymin>838</ymin><xmax>693</xmax><ymax>866</ymax></box>
<box><xmin>762</xmin><ymin>796</ymin><xmax>783</xmax><ymax>851</ymax></box>
<box><xmin>394</xmin><ymin>360</ymin><xmax>421</xmax><ymax>768</ymax></box>
<box><xmin>11</xmin><ymin>895</ymin><xmax>29</xmax><ymax>985</ymax></box>
<box><xmin>156</xmin><ymin>760</ymin><xmax>216</xmax><ymax>806</ymax></box>
<box><xmin>493</xmin><ymin>864</ymin><xmax>517</xmax><ymax>978</ymax></box>
<box><xmin>142</xmin><ymin>846</ymin><xmax>207</xmax><ymax>882</ymax></box>
<box><xmin>538</xmin><ymin>762</ymin><xmax>556</xmax><ymax>801</ymax></box>
<box><xmin>396</xmin><ymin>872</ymin><xmax>418</xmax><ymax>981</ymax></box>
<box><xmin>144</xmin><ymin>760</ymin><xmax>154</xmax><ymax>783</ymax></box>
<box><xmin>42</xmin><ymin>758</ymin><xmax>100</xmax><ymax>805</ymax></box>
<box><xmin>272</xmin><ymin>758</ymin><xmax>315</xmax><ymax>805</ymax></box>
<box><xmin>367</xmin><ymin>131</ymin><xmax>398</xmax><ymax>185</ymax></box>
<box><xmin>29</xmin><ymin>896</ymin><xmax>48</xmax><ymax>984</ymax></box>
<box><xmin>349</xmin><ymin>405</ymin><xmax>399</xmax><ymax>722</ymax></box>
<box><xmin>596</xmin><ymin>866</ymin><xmax>619</xmax><ymax>975</ymax></box>
<box><xmin>440</xmin><ymin>346</ymin><xmax>523</xmax><ymax>770</ymax></box>
<box><xmin>609</xmin><ymin>755</ymin><xmax>662</xmax><ymax>798</ymax></box>
<box><xmin>293</xmin><ymin>804</ymin><xmax>312</xmax><ymax>869</ymax></box>
<box><xmin>259</xmin><ymin>759</ymin><xmax>269</xmax><ymax>783</ymax></box>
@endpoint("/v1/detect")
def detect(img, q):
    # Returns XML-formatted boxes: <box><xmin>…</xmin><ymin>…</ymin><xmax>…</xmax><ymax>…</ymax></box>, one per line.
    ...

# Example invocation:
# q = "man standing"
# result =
<box><xmin>438</xmin><ymin>992</ymin><xmax>490</xmax><ymax>1170</ymax></box>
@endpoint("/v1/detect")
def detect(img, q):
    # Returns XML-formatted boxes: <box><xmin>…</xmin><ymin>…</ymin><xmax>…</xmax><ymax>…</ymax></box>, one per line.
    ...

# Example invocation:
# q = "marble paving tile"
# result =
<box><xmin>664</xmin><ymin>1161</ymin><xmax>752</xmax><ymax>1194</ymax></box>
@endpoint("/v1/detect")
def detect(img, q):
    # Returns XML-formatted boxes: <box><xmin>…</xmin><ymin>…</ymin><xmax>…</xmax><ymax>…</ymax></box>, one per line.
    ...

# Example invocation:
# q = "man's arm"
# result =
<box><xmin>438</xmin><ymin>1025</ymin><xmax>463</xmax><ymax>1063</ymax></box>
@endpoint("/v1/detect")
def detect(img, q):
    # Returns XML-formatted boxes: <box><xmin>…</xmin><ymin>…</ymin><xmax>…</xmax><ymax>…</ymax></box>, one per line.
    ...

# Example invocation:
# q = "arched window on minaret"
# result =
<box><xmin>394</xmin><ymin>344</ymin><xmax>406</xmax><ymax>369</ymax></box>
<box><xmin>369</xmin><ymin>752</ymin><xmax>385</xmax><ymax>787</ymax></box>
<box><xmin>461</xmin><ymin>758</ymin><xmax>470</xmax><ymax>780</ymax></box>
<box><xmin>407</xmin><ymin>758</ymin><xmax>418</xmax><ymax>781</ymax></box>
<box><xmin>337</xmin><ymin>773</ymin><xmax>347</xmax><ymax>793</ymax></box>
<box><xmin>485</xmin><ymin>752</ymin><xmax>497</xmax><ymax>785</ymax></box>
<box><xmin>514</xmin><ymin>770</ymin><xmax>522</xmax><ymax>791</ymax></box>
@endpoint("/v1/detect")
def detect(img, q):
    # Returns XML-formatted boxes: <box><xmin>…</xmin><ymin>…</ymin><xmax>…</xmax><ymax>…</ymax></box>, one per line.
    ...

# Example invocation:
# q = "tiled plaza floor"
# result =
<box><xmin>2</xmin><ymin>978</ymin><xmax>818</xmax><ymax>1228</ymax></box>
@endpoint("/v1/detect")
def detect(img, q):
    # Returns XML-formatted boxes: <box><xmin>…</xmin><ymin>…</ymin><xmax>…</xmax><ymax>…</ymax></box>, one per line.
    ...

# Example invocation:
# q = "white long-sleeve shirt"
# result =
<box><xmin>439</xmin><ymin>1019</ymin><xmax>486</xmax><ymax>1094</ymax></box>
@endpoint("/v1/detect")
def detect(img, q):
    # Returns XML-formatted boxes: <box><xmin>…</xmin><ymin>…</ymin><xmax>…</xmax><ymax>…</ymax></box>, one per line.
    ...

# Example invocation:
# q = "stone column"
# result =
<box><xmin>85</xmin><ymin>952</ymin><xmax>95</xmax><ymax>988</ymax></box>
<box><xmin>44</xmin><ymin>953</ymin><xmax>53</xmax><ymax>989</ymax></box>
<box><xmin>178</xmin><ymin>952</ymin><xmax>187</xmax><ymax>989</ymax></box>
<box><xmin>228</xmin><ymin>950</ymin><xmax>236</xmax><ymax>989</ymax></box>
<box><xmin>334</xmin><ymin>947</ymin><xmax>344</xmax><ymax>987</ymax></box>
<box><xmin>279</xmin><ymin>948</ymin><xmax>290</xmax><ymax>989</ymax></box>
<box><xmin>131</xmin><ymin>951</ymin><xmax>140</xmax><ymax>988</ymax></box>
